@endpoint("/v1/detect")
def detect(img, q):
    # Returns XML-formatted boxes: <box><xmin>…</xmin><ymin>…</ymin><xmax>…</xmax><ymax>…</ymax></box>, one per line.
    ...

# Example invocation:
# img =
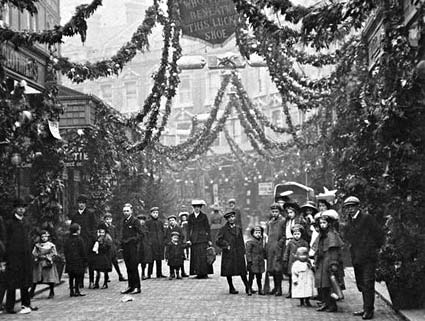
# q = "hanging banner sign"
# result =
<box><xmin>179</xmin><ymin>0</ymin><xmax>238</xmax><ymax>46</ymax></box>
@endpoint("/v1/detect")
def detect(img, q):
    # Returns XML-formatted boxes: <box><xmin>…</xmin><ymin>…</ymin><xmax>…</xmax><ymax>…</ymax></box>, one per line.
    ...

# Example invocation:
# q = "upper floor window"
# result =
<box><xmin>123</xmin><ymin>82</ymin><xmax>137</xmax><ymax>113</ymax></box>
<box><xmin>0</xmin><ymin>5</ymin><xmax>10</xmax><ymax>26</ymax></box>
<box><xmin>100</xmin><ymin>84</ymin><xmax>113</xmax><ymax>105</ymax></box>
<box><xmin>28</xmin><ymin>12</ymin><xmax>37</xmax><ymax>31</ymax></box>
<box><xmin>177</xmin><ymin>76</ymin><xmax>192</xmax><ymax>105</ymax></box>
<box><xmin>272</xmin><ymin>109</ymin><xmax>284</xmax><ymax>127</ymax></box>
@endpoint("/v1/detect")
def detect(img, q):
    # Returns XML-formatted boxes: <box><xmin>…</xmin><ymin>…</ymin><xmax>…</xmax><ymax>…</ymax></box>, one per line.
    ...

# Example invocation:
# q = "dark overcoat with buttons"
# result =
<box><xmin>216</xmin><ymin>222</ymin><xmax>247</xmax><ymax>276</ymax></box>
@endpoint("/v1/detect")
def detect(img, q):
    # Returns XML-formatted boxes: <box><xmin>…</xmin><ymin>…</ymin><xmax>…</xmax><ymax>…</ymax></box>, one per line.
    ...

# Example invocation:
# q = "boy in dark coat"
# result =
<box><xmin>216</xmin><ymin>210</ymin><xmax>249</xmax><ymax>295</ymax></box>
<box><xmin>165</xmin><ymin>215</ymin><xmax>188</xmax><ymax>277</ymax></box>
<box><xmin>165</xmin><ymin>231</ymin><xmax>186</xmax><ymax>279</ymax></box>
<box><xmin>64</xmin><ymin>223</ymin><xmax>87</xmax><ymax>297</ymax></box>
<box><xmin>342</xmin><ymin>196</ymin><xmax>384</xmax><ymax>320</ymax></box>
<box><xmin>246</xmin><ymin>226</ymin><xmax>266</xmax><ymax>295</ymax></box>
<box><xmin>145</xmin><ymin>207</ymin><xmax>166</xmax><ymax>278</ymax></box>
<box><xmin>282</xmin><ymin>224</ymin><xmax>309</xmax><ymax>298</ymax></box>
<box><xmin>4</xmin><ymin>199</ymin><xmax>35</xmax><ymax>314</ymax></box>
<box><xmin>137</xmin><ymin>215</ymin><xmax>153</xmax><ymax>280</ymax></box>
<box><xmin>103</xmin><ymin>213</ymin><xmax>126</xmax><ymax>282</ymax></box>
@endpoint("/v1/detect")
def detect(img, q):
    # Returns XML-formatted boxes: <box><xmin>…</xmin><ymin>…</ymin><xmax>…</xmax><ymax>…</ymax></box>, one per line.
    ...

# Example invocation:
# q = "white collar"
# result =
<box><xmin>15</xmin><ymin>213</ymin><xmax>24</xmax><ymax>221</ymax></box>
<box><xmin>352</xmin><ymin>210</ymin><xmax>360</xmax><ymax>220</ymax></box>
<box><xmin>78</xmin><ymin>208</ymin><xmax>85</xmax><ymax>214</ymax></box>
<box><xmin>194</xmin><ymin>212</ymin><xmax>200</xmax><ymax>218</ymax></box>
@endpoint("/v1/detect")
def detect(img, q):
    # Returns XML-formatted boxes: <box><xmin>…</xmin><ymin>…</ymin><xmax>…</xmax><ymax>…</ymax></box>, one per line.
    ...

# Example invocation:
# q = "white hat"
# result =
<box><xmin>191</xmin><ymin>200</ymin><xmax>206</xmax><ymax>206</ymax></box>
<box><xmin>321</xmin><ymin>209</ymin><xmax>340</xmax><ymax>221</ymax></box>
<box><xmin>343</xmin><ymin>196</ymin><xmax>360</xmax><ymax>206</ymax></box>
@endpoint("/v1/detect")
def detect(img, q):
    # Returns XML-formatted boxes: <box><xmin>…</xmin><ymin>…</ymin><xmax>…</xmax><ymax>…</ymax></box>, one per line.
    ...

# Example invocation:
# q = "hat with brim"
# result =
<box><xmin>250</xmin><ymin>225</ymin><xmax>264</xmax><ymax>236</ymax></box>
<box><xmin>170</xmin><ymin>231</ymin><xmax>180</xmax><ymax>237</ymax></box>
<box><xmin>270</xmin><ymin>202</ymin><xmax>280</xmax><ymax>210</ymax></box>
<box><xmin>343</xmin><ymin>196</ymin><xmax>360</xmax><ymax>207</ymax></box>
<box><xmin>291</xmin><ymin>223</ymin><xmax>304</xmax><ymax>233</ymax></box>
<box><xmin>224</xmin><ymin>210</ymin><xmax>236</xmax><ymax>219</ymax></box>
<box><xmin>210</xmin><ymin>203</ymin><xmax>221</xmax><ymax>211</ymax></box>
<box><xmin>137</xmin><ymin>214</ymin><xmax>147</xmax><ymax>220</ymax></box>
<box><xmin>300</xmin><ymin>201</ymin><xmax>318</xmax><ymax>214</ymax></box>
<box><xmin>320</xmin><ymin>209</ymin><xmax>340</xmax><ymax>221</ymax></box>
<box><xmin>150</xmin><ymin>206</ymin><xmax>159</xmax><ymax>212</ymax></box>
<box><xmin>167</xmin><ymin>214</ymin><xmax>177</xmax><ymax>220</ymax></box>
<box><xmin>227</xmin><ymin>198</ymin><xmax>236</xmax><ymax>204</ymax></box>
<box><xmin>77</xmin><ymin>194</ymin><xmax>88</xmax><ymax>203</ymax></box>
<box><xmin>104</xmin><ymin>213</ymin><xmax>113</xmax><ymax>218</ymax></box>
<box><xmin>178</xmin><ymin>211</ymin><xmax>189</xmax><ymax>218</ymax></box>
<box><xmin>283</xmin><ymin>202</ymin><xmax>300</xmax><ymax>212</ymax></box>
<box><xmin>191</xmin><ymin>200</ymin><xmax>206</xmax><ymax>206</ymax></box>
<box><xmin>13</xmin><ymin>198</ymin><xmax>27</xmax><ymax>208</ymax></box>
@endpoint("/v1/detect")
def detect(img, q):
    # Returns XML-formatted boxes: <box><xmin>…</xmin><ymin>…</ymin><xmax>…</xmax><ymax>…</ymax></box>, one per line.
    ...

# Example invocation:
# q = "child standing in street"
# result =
<box><xmin>30</xmin><ymin>230</ymin><xmax>60</xmax><ymax>299</ymax></box>
<box><xmin>103</xmin><ymin>213</ymin><xmax>126</xmax><ymax>282</ymax></box>
<box><xmin>165</xmin><ymin>231</ymin><xmax>186</xmax><ymax>279</ymax></box>
<box><xmin>137</xmin><ymin>214</ymin><xmax>152</xmax><ymax>280</ymax></box>
<box><xmin>245</xmin><ymin>226</ymin><xmax>266</xmax><ymax>295</ymax></box>
<box><xmin>64</xmin><ymin>223</ymin><xmax>87</xmax><ymax>297</ymax></box>
<box><xmin>90</xmin><ymin>224</ymin><xmax>113</xmax><ymax>289</ymax></box>
<box><xmin>145</xmin><ymin>207</ymin><xmax>166</xmax><ymax>278</ymax></box>
<box><xmin>282</xmin><ymin>224</ymin><xmax>309</xmax><ymax>298</ymax></box>
<box><xmin>291</xmin><ymin>247</ymin><xmax>316</xmax><ymax>307</ymax></box>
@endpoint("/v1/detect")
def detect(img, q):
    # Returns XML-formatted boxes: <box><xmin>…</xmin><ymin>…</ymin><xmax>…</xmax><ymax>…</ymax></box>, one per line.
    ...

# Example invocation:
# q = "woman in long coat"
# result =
<box><xmin>315</xmin><ymin>214</ymin><xmax>345</xmax><ymax>313</ymax></box>
<box><xmin>216</xmin><ymin>210</ymin><xmax>249</xmax><ymax>294</ymax></box>
<box><xmin>265</xmin><ymin>203</ymin><xmax>286</xmax><ymax>296</ymax></box>
<box><xmin>187</xmin><ymin>200</ymin><xmax>213</xmax><ymax>278</ymax></box>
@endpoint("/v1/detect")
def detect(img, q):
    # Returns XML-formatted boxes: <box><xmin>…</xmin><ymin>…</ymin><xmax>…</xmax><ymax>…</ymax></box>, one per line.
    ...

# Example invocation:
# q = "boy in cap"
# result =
<box><xmin>165</xmin><ymin>215</ymin><xmax>184</xmax><ymax>278</ymax></box>
<box><xmin>342</xmin><ymin>196</ymin><xmax>384</xmax><ymax>320</ymax></box>
<box><xmin>246</xmin><ymin>226</ymin><xmax>266</xmax><ymax>295</ymax></box>
<box><xmin>165</xmin><ymin>231</ymin><xmax>186</xmax><ymax>280</ymax></box>
<box><xmin>136</xmin><ymin>214</ymin><xmax>152</xmax><ymax>280</ymax></box>
<box><xmin>227</xmin><ymin>199</ymin><xmax>243</xmax><ymax>231</ymax></box>
<box><xmin>103</xmin><ymin>213</ymin><xmax>126</xmax><ymax>282</ymax></box>
<box><xmin>145</xmin><ymin>207</ymin><xmax>166</xmax><ymax>278</ymax></box>
<box><xmin>216</xmin><ymin>210</ymin><xmax>249</xmax><ymax>295</ymax></box>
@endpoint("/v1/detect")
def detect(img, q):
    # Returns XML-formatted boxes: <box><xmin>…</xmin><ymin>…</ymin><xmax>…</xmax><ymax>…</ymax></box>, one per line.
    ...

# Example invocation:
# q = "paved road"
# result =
<box><xmin>3</xmin><ymin>257</ymin><xmax>402</xmax><ymax>321</ymax></box>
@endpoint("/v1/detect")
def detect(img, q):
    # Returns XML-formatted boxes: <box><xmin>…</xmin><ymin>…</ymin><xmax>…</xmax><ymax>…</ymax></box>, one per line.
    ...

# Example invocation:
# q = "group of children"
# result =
<box><xmin>242</xmin><ymin>199</ymin><xmax>345</xmax><ymax>312</ymax></box>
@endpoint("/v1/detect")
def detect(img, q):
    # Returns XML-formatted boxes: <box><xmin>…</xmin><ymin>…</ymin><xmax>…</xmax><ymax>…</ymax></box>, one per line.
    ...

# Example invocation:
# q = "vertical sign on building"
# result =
<box><xmin>178</xmin><ymin>0</ymin><xmax>238</xmax><ymax>47</ymax></box>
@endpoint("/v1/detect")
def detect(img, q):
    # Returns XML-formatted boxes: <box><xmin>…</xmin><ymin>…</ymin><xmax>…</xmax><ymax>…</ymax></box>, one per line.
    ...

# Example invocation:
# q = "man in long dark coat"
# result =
<box><xmin>227</xmin><ymin>199</ymin><xmax>243</xmax><ymax>232</ymax></box>
<box><xmin>145</xmin><ymin>207</ymin><xmax>166</xmax><ymax>278</ymax></box>
<box><xmin>69</xmin><ymin>194</ymin><xmax>97</xmax><ymax>288</ymax></box>
<box><xmin>4</xmin><ymin>199</ymin><xmax>35</xmax><ymax>314</ymax></box>
<box><xmin>187</xmin><ymin>200</ymin><xmax>213</xmax><ymax>278</ymax></box>
<box><xmin>216</xmin><ymin>210</ymin><xmax>249</xmax><ymax>294</ymax></box>
<box><xmin>342</xmin><ymin>196</ymin><xmax>384</xmax><ymax>320</ymax></box>
<box><xmin>120</xmin><ymin>204</ymin><xmax>142</xmax><ymax>294</ymax></box>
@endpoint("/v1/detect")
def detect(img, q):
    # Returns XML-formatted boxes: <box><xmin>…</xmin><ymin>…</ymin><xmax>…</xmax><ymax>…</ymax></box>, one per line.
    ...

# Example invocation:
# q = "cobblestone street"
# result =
<box><xmin>3</xmin><ymin>258</ymin><xmax>403</xmax><ymax>321</ymax></box>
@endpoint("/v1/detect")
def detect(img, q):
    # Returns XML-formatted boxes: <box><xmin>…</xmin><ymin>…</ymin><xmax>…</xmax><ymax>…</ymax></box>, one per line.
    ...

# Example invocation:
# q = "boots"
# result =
<box><xmin>70</xmin><ymin>288</ymin><xmax>75</xmax><ymax>297</ymax></box>
<box><xmin>227</xmin><ymin>277</ymin><xmax>238</xmax><ymax>294</ymax></box>
<box><xmin>93</xmin><ymin>273</ymin><xmax>100</xmax><ymax>289</ymax></box>
<box><xmin>176</xmin><ymin>270</ymin><xmax>182</xmax><ymax>280</ymax></box>
<box><xmin>102</xmin><ymin>273</ymin><xmax>109</xmax><ymax>289</ymax></box>
<box><xmin>257</xmin><ymin>278</ymin><xmax>265</xmax><ymax>295</ymax></box>
<box><xmin>47</xmin><ymin>284</ymin><xmax>54</xmax><ymax>299</ymax></box>
<box><xmin>274</xmin><ymin>275</ymin><xmax>282</xmax><ymax>296</ymax></box>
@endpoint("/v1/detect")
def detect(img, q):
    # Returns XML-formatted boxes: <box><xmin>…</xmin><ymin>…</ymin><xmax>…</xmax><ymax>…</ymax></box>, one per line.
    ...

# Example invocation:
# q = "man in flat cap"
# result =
<box><xmin>145</xmin><ymin>207</ymin><xmax>166</xmax><ymax>279</ymax></box>
<box><xmin>342</xmin><ymin>196</ymin><xmax>384</xmax><ymax>320</ymax></box>
<box><xmin>187</xmin><ymin>200</ymin><xmax>213</xmax><ymax>278</ymax></box>
<box><xmin>227</xmin><ymin>199</ymin><xmax>243</xmax><ymax>232</ymax></box>
<box><xmin>69</xmin><ymin>194</ymin><xmax>97</xmax><ymax>288</ymax></box>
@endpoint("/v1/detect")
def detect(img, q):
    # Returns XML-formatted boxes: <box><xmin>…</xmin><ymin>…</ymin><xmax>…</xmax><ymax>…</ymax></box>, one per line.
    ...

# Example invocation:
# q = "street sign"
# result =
<box><xmin>258</xmin><ymin>182</ymin><xmax>273</xmax><ymax>196</ymax></box>
<box><xmin>178</xmin><ymin>0</ymin><xmax>238</xmax><ymax>47</ymax></box>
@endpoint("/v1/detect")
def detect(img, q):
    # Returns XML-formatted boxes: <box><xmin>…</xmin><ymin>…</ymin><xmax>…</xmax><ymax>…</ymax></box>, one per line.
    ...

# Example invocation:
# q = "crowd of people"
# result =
<box><xmin>0</xmin><ymin>193</ymin><xmax>384</xmax><ymax>320</ymax></box>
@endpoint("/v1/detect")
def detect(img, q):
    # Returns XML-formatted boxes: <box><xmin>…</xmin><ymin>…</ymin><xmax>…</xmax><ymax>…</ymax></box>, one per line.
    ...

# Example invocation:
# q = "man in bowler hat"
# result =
<box><xmin>342</xmin><ymin>196</ymin><xmax>384</xmax><ymax>320</ymax></box>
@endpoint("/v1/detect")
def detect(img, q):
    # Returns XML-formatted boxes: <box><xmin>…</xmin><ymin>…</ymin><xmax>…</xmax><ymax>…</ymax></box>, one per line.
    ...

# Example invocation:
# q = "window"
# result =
<box><xmin>123</xmin><ymin>82</ymin><xmax>137</xmax><ymax>113</ymax></box>
<box><xmin>176</xmin><ymin>122</ymin><xmax>191</xmax><ymax>130</ymax></box>
<box><xmin>28</xmin><ymin>12</ymin><xmax>37</xmax><ymax>31</ymax></box>
<box><xmin>272</xmin><ymin>110</ymin><xmax>284</xmax><ymax>127</ymax></box>
<box><xmin>177</xmin><ymin>76</ymin><xmax>192</xmax><ymax>105</ymax></box>
<box><xmin>207</xmin><ymin>71</ymin><xmax>221</xmax><ymax>102</ymax></box>
<box><xmin>0</xmin><ymin>5</ymin><xmax>10</xmax><ymax>26</ymax></box>
<box><xmin>100</xmin><ymin>84</ymin><xmax>113</xmax><ymax>104</ymax></box>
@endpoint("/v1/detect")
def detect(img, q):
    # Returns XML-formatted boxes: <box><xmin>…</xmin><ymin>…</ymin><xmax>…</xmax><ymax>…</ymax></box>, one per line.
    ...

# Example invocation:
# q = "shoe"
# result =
<box><xmin>88</xmin><ymin>282</ymin><xmax>94</xmax><ymax>289</ymax></box>
<box><xmin>317</xmin><ymin>304</ymin><xmax>328</xmax><ymax>312</ymax></box>
<box><xmin>157</xmin><ymin>275</ymin><xmax>167</xmax><ymax>279</ymax></box>
<box><xmin>29</xmin><ymin>306</ymin><xmax>38</xmax><ymax>311</ymax></box>
<box><xmin>326</xmin><ymin>306</ymin><xmax>338</xmax><ymax>312</ymax></box>
<box><xmin>258</xmin><ymin>290</ymin><xmax>265</xmax><ymax>295</ymax></box>
<box><xmin>275</xmin><ymin>289</ymin><xmax>282</xmax><ymax>296</ymax></box>
<box><xmin>267</xmin><ymin>288</ymin><xmax>276</xmax><ymax>295</ymax></box>
<box><xmin>130</xmin><ymin>288</ymin><xmax>141</xmax><ymax>294</ymax></box>
<box><xmin>362</xmin><ymin>311</ymin><xmax>374</xmax><ymax>320</ymax></box>
<box><xmin>119</xmin><ymin>276</ymin><xmax>127</xmax><ymax>282</ymax></box>
<box><xmin>3</xmin><ymin>309</ymin><xmax>16</xmax><ymax>314</ymax></box>
<box><xmin>168</xmin><ymin>276</ymin><xmax>174</xmax><ymax>280</ymax></box>
<box><xmin>353</xmin><ymin>311</ymin><xmax>365</xmax><ymax>316</ymax></box>
<box><xmin>305</xmin><ymin>300</ymin><xmax>312</xmax><ymax>307</ymax></box>
<box><xmin>75</xmin><ymin>292</ymin><xmax>86</xmax><ymax>297</ymax></box>
<box><xmin>229</xmin><ymin>288</ymin><xmax>239</xmax><ymax>294</ymax></box>
<box><xmin>92</xmin><ymin>283</ymin><xmax>99</xmax><ymax>289</ymax></box>
<box><xmin>70</xmin><ymin>291</ymin><xmax>75</xmax><ymax>297</ymax></box>
<box><xmin>176</xmin><ymin>275</ymin><xmax>182</xmax><ymax>280</ymax></box>
<box><xmin>142</xmin><ymin>276</ymin><xmax>150</xmax><ymax>280</ymax></box>
<box><xmin>120</xmin><ymin>287</ymin><xmax>134</xmax><ymax>294</ymax></box>
<box><xmin>101</xmin><ymin>284</ymin><xmax>108</xmax><ymax>289</ymax></box>
<box><xmin>181</xmin><ymin>273</ymin><xmax>189</xmax><ymax>277</ymax></box>
<box><xmin>47</xmin><ymin>291</ymin><xmax>54</xmax><ymax>299</ymax></box>
<box><xmin>18</xmin><ymin>306</ymin><xmax>31</xmax><ymax>314</ymax></box>
<box><xmin>285</xmin><ymin>292</ymin><xmax>291</xmax><ymax>298</ymax></box>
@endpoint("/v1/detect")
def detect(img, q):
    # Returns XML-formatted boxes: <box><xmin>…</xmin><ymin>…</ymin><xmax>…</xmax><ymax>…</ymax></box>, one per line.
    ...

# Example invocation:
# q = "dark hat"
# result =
<box><xmin>224</xmin><ymin>209</ymin><xmax>236</xmax><ymax>219</ymax></box>
<box><xmin>270</xmin><ymin>202</ymin><xmax>280</xmax><ymax>210</ymax></box>
<box><xmin>13</xmin><ymin>198</ymin><xmax>27</xmax><ymax>207</ymax></box>
<box><xmin>104</xmin><ymin>212</ymin><xmax>113</xmax><ymax>218</ymax></box>
<box><xmin>343</xmin><ymin>196</ymin><xmax>360</xmax><ymax>206</ymax></box>
<box><xmin>300</xmin><ymin>201</ymin><xmax>318</xmax><ymax>214</ymax></box>
<box><xmin>167</xmin><ymin>214</ymin><xmax>177</xmax><ymax>220</ymax></box>
<box><xmin>170</xmin><ymin>231</ymin><xmax>180</xmax><ymax>237</ymax></box>
<box><xmin>178</xmin><ymin>211</ymin><xmax>189</xmax><ymax>218</ymax></box>
<box><xmin>77</xmin><ymin>194</ymin><xmax>88</xmax><ymax>203</ymax></box>
<box><xmin>291</xmin><ymin>224</ymin><xmax>304</xmax><ymax>233</ymax></box>
<box><xmin>150</xmin><ymin>206</ymin><xmax>159</xmax><ymax>212</ymax></box>
<box><xmin>283</xmin><ymin>202</ymin><xmax>300</xmax><ymax>212</ymax></box>
<box><xmin>137</xmin><ymin>214</ymin><xmax>147</xmax><ymax>220</ymax></box>
<box><xmin>250</xmin><ymin>225</ymin><xmax>264</xmax><ymax>236</ymax></box>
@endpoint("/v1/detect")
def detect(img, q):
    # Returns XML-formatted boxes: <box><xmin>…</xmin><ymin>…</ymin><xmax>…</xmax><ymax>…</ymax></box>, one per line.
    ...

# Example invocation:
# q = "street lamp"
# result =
<box><xmin>11</xmin><ymin>152</ymin><xmax>22</xmax><ymax>199</ymax></box>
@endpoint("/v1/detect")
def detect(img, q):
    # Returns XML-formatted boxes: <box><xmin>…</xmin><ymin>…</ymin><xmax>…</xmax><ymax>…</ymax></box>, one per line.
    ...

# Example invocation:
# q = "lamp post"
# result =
<box><xmin>11</xmin><ymin>152</ymin><xmax>22</xmax><ymax>199</ymax></box>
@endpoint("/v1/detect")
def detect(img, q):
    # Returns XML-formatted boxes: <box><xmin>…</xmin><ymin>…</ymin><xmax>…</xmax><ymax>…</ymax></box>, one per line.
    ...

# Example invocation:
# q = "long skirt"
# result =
<box><xmin>189</xmin><ymin>242</ymin><xmax>213</xmax><ymax>276</ymax></box>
